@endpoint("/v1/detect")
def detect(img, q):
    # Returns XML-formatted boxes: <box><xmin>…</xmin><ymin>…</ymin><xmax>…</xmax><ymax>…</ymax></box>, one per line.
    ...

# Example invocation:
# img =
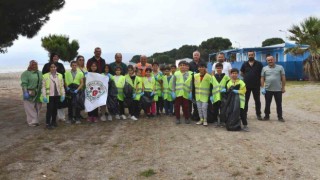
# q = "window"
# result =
<box><xmin>276</xmin><ymin>53</ymin><xmax>279</xmax><ymax>62</ymax></box>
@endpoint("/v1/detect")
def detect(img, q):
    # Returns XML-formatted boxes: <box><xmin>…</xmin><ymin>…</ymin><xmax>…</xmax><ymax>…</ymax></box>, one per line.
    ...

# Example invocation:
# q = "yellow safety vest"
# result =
<box><xmin>65</xmin><ymin>70</ymin><xmax>84</xmax><ymax>86</ymax></box>
<box><xmin>211</xmin><ymin>74</ymin><xmax>230</xmax><ymax>103</ymax></box>
<box><xmin>226</xmin><ymin>79</ymin><xmax>246</xmax><ymax>109</ymax></box>
<box><xmin>41</xmin><ymin>73</ymin><xmax>64</xmax><ymax>103</ymax></box>
<box><xmin>173</xmin><ymin>71</ymin><xmax>191</xmax><ymax>99</ymax></box>
<box><xmin>163</xmin><ymin>75</ymin><xmax>173</xmax><ymax>101</ymax></box>
<box><xmin>114</xmin><ymin>75</ymin><xmax>126</xmax><ymax>101</ymax></box>
<box><xmin>194</xmin><ymin>73</ymin><xmax>212</xmax><ymax>103</ymax></box>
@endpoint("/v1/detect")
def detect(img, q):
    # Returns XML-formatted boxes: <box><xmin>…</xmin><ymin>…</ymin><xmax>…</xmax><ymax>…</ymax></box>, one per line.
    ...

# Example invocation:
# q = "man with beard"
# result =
<box><xmin>86</xmin><ymin>47</ymin><xmax>106</xmax><ymax>73</ymax></box>
<box><xmin>240</xmin><ymin>51</ymin><xmax>263</xmax><ymax>120</ymax></box>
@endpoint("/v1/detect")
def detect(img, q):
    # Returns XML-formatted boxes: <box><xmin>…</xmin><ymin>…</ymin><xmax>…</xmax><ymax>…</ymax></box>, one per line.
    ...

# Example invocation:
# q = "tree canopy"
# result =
<box><xmin>0</xmin><ymin>0</ymin><xmax>65</xmax><ymax>53</ymax></box>
<box><xmin>286</xmin><ymin>16</ymin><xmax>320</xmax><ymax>81</ymax></box>
<box><xmin>41</xmin><ymin>34</ymin><xmax>79</xmax><ymax>62</ymax></box>
<box><xmin>134</xmin><ymin>37</ymin><xmax>232</xmax><ymax>64</ymax></box>
<box><xmin>261</xmin><ymin>38</ymin><xmax>284</xmax><ymax>47</ymax></box>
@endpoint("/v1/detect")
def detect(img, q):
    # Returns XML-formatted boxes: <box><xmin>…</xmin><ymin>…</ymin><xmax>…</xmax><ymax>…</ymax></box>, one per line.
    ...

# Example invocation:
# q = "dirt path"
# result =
<box><xmin>1</xmin><ymin>76</ymin><xmax>320</xmax><ymax>179</ymax></box>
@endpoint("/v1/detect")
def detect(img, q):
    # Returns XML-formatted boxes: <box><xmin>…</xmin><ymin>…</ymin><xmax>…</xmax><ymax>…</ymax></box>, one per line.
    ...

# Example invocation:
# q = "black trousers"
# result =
<box><xmin>46</xmin><ymin>96</ymin><xmax>60</xmax><ymax>125</ymax></box>
<box><xmin>88</xmin><ymin>108</ymin><xmax>98</xmax><ymax>117</ymax></box>
<box><xmin>212</xmin><ymin>101</ymin><xmax>221</xmax><ymax>122</ymax></box>
<box><xmin>129</xmin><ymin>100</ymin><xmax>140</xmax><ymax>117</ymax></box>
<box><xmin>68</xmin><ymin>95</ymin><xmax>80</xmax><ymax>120</ymax></box>
<box><xmin>244</xmin><ymin>87</ymin><xmax>261</xmax><ymax>116</ymax></box>
<box><xmin>240</xmin><ymin>109</ymin><xmax>248</xmax><ymax>126</ymax></box>
<box><xmin>156</xmin><ymin>97</ymin><xmax>164</xmax><ymax>113</ymax></box>
<box><xmin>119</xmin><ymin>100</ymin><xmax>125</xmax><ymax>115</ymax></box>
<box><xmin>264</xmin><ymin>91</ymin><xmax>283</xmax><ymax>118</ymax></box>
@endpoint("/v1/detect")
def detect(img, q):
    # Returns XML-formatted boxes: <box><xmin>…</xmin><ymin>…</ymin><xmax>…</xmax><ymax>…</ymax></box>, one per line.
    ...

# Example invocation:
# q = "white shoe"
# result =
<box><xmin>100</xmin><ymin>115</ymin><xmax>106</xmax><ymax>121</ymax></box>
<box><xmin>121</xmin><ymin>115</ymin><xmax>127</xmax><ymax>120</ymax></box>
<box><xmin>203</xmin><ymin>121</ymin><xmax>208</xmax><ymax>126</ymax></box>
<box><xmin>131</xmin><ymin>116</ymin><xmax>138</xmax><ymax>121</ymax></box>
<box><xmin>107</xmin><ymin>115</ymin><xmax>112</xmax><ymax>121</ymax></box>
<box><xmin>127</xmin><ymin>115</ymin><xmax>131</xmax><ymax>119</ymax></box>
<box><xmin>115</xmin><ymin>115</ymin><xmax>120</xmax><ymax>120</ymax></box>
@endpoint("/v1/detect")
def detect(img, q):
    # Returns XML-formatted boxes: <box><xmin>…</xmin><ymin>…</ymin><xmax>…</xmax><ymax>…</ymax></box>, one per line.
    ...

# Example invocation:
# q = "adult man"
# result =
<box><xmin>189</xmin><ymin>51</ymin><xmax>205</xmax><ymax>121</ymax></box>
<box><xmin>109</xmin><ymin>53</ymin><xmax>128</xmax><ymax>75</ymax></box>
<box><xmin>211</xmin><ymin>52</ymin><xmax>232</xmax><ymax>76</ymax></box>
<box><xmin>261</xmin><ymin>55</ymin><xmax>286</xmax><ymax>122</ymax></box>
<box><xmin>240</xmin><ymin>51</ymin><xmax>263</xmax><ymax>120</ymax></box>
<box><xmin>135</xmin><ymin>55</ymin><xmax>152</xmax><ymax>77</ymax></box>
<box><xmin>86</xmin><ymin>47</ymin><xmax>106</xmax><ymax>73</ymax></box>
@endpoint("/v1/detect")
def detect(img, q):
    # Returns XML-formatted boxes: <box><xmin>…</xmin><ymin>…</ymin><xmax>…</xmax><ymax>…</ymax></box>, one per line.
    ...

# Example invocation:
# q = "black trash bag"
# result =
<box><xmin>140</xmin><ymin>92</ymin><xmax>154</xmax><ymax>112</ymax></box>
<box><xmin>76</xmin><ymin>90</ymin><xmax>85</xmax><ymax>110</ymax></box>
<box><xmin>108</xmin><ymin>80</ymin><xmax>118</xmax><ymax>97</ymax></box>
<box><xmin>223</xmin><ymin>85</ymin><xmax>241</xmax><ymax>131</ymax></box>
<box><xmin>107</xmin><ymin>96</ymin><xmax>119</xmax><ymax>115</ymax></box>
<box><xmin>207</xmin><ymin>97</ymin><xmax>215</xmax><ymax>123</ymax></box>
<box><xmin>123</xmin><ymin>82</ymin><xmax>133</xmax><ymax>98</ymax></box>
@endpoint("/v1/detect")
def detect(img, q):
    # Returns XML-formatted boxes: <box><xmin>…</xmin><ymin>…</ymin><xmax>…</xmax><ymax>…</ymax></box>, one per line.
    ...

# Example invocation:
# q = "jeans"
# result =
<box><xmin>156</xmin><ymin>97</ymin><xmax>164</xmax><ymax>114</ymax></box>
<box><xmin>244</xmin><ymin>87</ymin><xmax>261</xmax><ymax>116</ymax></box>
<box><xmin>264</xmin><ymin>91</ymin><xmax>283</xmax><ymax>118</ymax></box>
<box><xmin>164</xmin><ymin>100</ymin><xmax>173</xmax><ymax>115</ymax></box>
<box><xmin>196</xmin><ymin>101</ymin><xmax>208</xmax><ymax>120</ymax></box>
<box><xmin>129</xmin><ymin>100</ymin><xmax>140</xmax><ymax>117</ymax></box>
<box><xmin>46</xmin><ymin>96</ymin><xmax>60</xmax><ymax>125</ymax></box>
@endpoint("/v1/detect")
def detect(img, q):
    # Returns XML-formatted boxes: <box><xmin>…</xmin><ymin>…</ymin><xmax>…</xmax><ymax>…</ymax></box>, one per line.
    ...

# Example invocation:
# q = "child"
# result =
<box><xmin>225</xmin><ymin>68</ymin><xmax>248</xmax><ymax>131</ymax></box>
<box><xmin>101</xmin><ymin>64</ymin><xmax>114</xmax><ymax>121</ymax></box>
<box><xmin>87</xmin><ymin>62</ymin><xmax>99</xmax><ymax>122</ymax></box>
<box><xmin>125</xmin><ymin>65</ymin><xmax>141</xmax><ymax>120</ymax></box>
<box><xmin>194</xmin><ymin>62</ymin><xmax>211</xmax><ymax>126</ymax></box>
<box><xmin>41</xmin><ymin>63</ymin><xmax>65</xmax><ymax>129</ymax></box>
<box><xmin>211</xmin><ymin>63</ymin><xmax>230</xmax><ymax>127</ymax></box>
<box><xmin>170</xmin><ymin>64</ymin><xmax>177</xmax><ymax>75</ymax></box>
<box><xmin>152</xmin><ymin>62</ymin><xmax>164</xmax><ymax>116</ymax></box>
<box><xmin>171</xmin><ymin>61</ymin><xmax>192</xmax><ymax>124</ymax></box>
<box><xmin>65</xmin><ymin>61</ymin><xmax>84</xmax><ymax>124</ymax></box>
<box><xmin>163</xmin><ymin>66</ymin><xmax>173</xmax><ymax>116</ymax></box>
<box><xmin>114</xmin><ymin>66</ymin><xmax>126</xmax><ymax>120</ymax></box>
<box><xmin>142</xmin><ymin>68</ymin><xmax>156</xmax><ymax>117</ymax></box>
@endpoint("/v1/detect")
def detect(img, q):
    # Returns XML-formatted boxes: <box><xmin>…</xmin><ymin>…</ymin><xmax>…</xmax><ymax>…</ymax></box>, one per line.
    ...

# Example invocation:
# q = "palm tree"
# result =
<box><xmin>285</xmin><ymin>16</ymin><xmax>320</xmax><ymax>81</ymax></box>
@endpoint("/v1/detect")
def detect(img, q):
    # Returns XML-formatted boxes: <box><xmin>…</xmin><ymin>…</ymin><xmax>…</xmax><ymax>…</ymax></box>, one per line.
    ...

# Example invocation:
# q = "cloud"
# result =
<box><xmin>1</xmin><ymin>0</ymin><xmax>320</xmax><ymax>67</ymax></box>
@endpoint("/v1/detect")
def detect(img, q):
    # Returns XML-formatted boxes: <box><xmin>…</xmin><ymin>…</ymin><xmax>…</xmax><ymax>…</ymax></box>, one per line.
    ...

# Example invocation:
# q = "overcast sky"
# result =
<box><xmin>1</xmin><ymin>0</ymin><xmax>319</xmax><ymax>67</ymax></box>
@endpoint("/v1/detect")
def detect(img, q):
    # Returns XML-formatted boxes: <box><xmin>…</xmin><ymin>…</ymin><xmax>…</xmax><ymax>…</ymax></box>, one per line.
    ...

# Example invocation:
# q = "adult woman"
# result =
<box><xmin>41</xmin><ymin>63</ymin><xmax>65</xmax><ymax>129</ymax></box>
<box><xmin>20</xmin><ymin>60</ymin><xmax>43</xmax><ymax>127</ymax></box>
<box><xmin>76</xmin><ymin>55</ymin><xmax>88</xmax><ymax>74</ymax></box>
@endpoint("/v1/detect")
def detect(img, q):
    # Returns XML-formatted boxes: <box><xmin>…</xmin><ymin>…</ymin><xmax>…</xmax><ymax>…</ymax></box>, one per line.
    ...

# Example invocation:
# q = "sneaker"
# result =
<box><xmin>196</xmin><ymin>119</ymin><xmax>204</xmax><ymax>125</ymax></box>
<box><xmin>262</xmin><ymin>115</ymin><xmax>270</xmax><ymax>121</ymax></box>
<box><xmin>257</xmin><ymin>115</ymin><xmax>263</xmax><ymax>120</ymax></box>
<box><xmin>29</xmin><ymin>123</ymin><xmax>39</xmax><ymax>127</ymax></box>
<box><xmin>107</xmin><ymin>115</ymin><xmax>112</xmax><ymax>121</ymax></box>
<box><xmin>131</xmin><ymin>116</ymin><xmax>138</xmax><ymax>121</ymax></box>
<box><xmin>127</xmin><ymin>115</ymin><xmax>132</xmax><ymax>119</ymax></box>
<box><xmin>242</xmin><ymin>125</ymin><xmax>249</xmax><ymax>132</ymax></box>
<box><xmin>278</xmin><ymin>118</ymin><xmax>285</xmax><ymax>122</ymax></box>
<box><xmin>213</xmin><ymin>122</ymin><xmax>219</xmax><ymax>127</ymax></box>
<box><xmin>115</xmin><ymin>115</ymin><xmax>121</xmax><ymax>120</ymax></box>
<box><xmin>185</xmin><ymin>118</ymin><xmax>190</xmax><ymax>124</ymax></box>
<box><xmin>121</xmin><ymin>115</ymin><xmax>127</xmax><ymax>120</ymax></box>
<box><xmin>75</xmin><ymin>120</ymin><xmax>81</xmax><ymax>124</ymax></box>
<box><xmin>65</xmin><ymin>119</ymin><xmax>71</xmax><ymax>124</ymax></box>
<box><xmin>203</xmin><ymin>121</ymin><xmax>208</xmax><ymax>126</ymax></box>
<box><xmin>219</xmin><ymin>122</ymin><xmax>226</xmax><ymax>127</ymax></box>
<box><xmin>100</xmin><ymin>115</ymin><xmax>107</xmax><ymax>121</ymax></box>
<box><xmin>175</xmin><ymin>119</ymin><xmax>181</xmax><ymax>124</ymax></box>
<box><xmin>46</xmin><ymin>124</ymin><xmax>53</xmax><ymax>130</ymax></box>
<box><xmin>93</xmin><ymin>117</ymin><xmax>98</xmax><ymax>123</ymax></box>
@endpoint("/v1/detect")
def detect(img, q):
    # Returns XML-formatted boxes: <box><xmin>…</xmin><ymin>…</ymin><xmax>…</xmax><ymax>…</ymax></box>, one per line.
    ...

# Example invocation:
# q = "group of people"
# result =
<box><xmin>21</xmin><ymin>47</ymin><xmax>286</xmax><ymax>131</ymax></box>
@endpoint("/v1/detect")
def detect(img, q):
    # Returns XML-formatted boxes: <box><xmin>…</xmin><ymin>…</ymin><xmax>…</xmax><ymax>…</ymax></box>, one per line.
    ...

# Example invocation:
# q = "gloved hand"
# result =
<box><xmin>60</xmin><ymin>96</ymin><xmax>65</xmax><ymax>102</ymax></box>
<box><xmin>84</xmin><ymin>72</ymin><xmax>88</xmax><ymax>76</ymax></box>
<box><xmin>150</xmin><ymin>91</ymin><xmax>155</xmax><ymax>96</ymax></box>
<box><xmin>132</xmin><ymin>93</ymin><xmax>136</xmax><ymax>99</ymax></box>
<box><xmin>210</xmin><ymin>96</ymin><xmax>214</xmax><ymax>103</ymax></box>
<box><xmin>73</xmin><ymin>89</ymin><xmax>78</xmax><ymax>94</ymax></box>
<box><xmin>140</xmin><ymin>92</ymin><xmax>144</xmax><ymax>96</ymax></box>
<box><xmin>171</xmin><ymin>92</ymin><xmax>176</xmax><ymax>99</ymax></box>
<box><xmin>261</xmin><ymin>88</ymin><xmax>266</xmax><ymax>95</ymax></box>
<box><xmin>154</xmin><ymin>76</ymin><xmax>158</xmax><ymax>81</ymax></box>
<box><xmin>23</xmin><ymin>92</ymin><xmax>29</xmax><ymax>100</ymax></box>
<box><xmin>159</xmin><ymin>72</ymin><xmax>163</xmax><ymax>76</ymax></box>
<box><xmin>43</xmin><ymin>97</ymin><xmax>48</xmax><ymax>103</ymax></box>
<box><xmin>66</xmin><ymin>87</ymin><xmax>70</xmax><ymax>91</ymax></box>
<box><xmin>106</xmin><ymin>73</ymin><xmax>111</xmax><ymax>78</ymax></box>
<box><xmin>232</xmin><ymin>90</ymin><xmax>239</xmax><ymax>94</ymax></box>
<box><xmin>188</xmin><ymin>92</ymin><xmax>192</xmax><ymax>100</ymax></box>
<box><xmin>220</xmin><ymin>88</ymin><xmax>226</xmax><ymax>93</ymax></box>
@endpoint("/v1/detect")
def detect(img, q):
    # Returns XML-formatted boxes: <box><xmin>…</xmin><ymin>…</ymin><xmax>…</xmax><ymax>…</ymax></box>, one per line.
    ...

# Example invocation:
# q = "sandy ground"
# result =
<box><xmin>0</xmin><ymin>72</ymin><xmax>320</xmax><ymax>180</ymax></box>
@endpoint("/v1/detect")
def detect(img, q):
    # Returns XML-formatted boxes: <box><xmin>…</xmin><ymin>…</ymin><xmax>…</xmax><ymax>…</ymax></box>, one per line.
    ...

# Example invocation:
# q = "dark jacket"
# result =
<box><xmin>42</xmin><ymin>62</ymin><xmax>66</xmax><ymax>79</ymax></box>
<box><xmin>240</xmin><ymin>60</ymin><xmax>263</xmax><ymax>88</ymax></box>
<box><xmin>86</xmin><ymin>56</ymin><xmax>106</xmax><ymax>74</ymax></box>
<box><xmin>109</xmin><ymin>62</ymin><xmax>128</xmax><ymax>75</ymax></box>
